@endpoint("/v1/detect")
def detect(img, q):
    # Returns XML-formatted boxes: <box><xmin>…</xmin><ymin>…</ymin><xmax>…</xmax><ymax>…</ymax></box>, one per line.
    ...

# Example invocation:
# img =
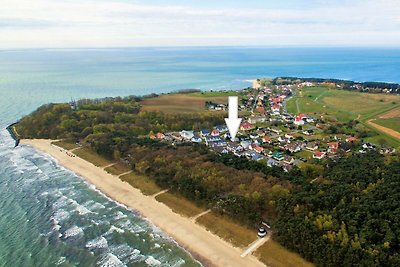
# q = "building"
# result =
<box><xmin>211</xmin><ymin>129</ymin><xmax>220</xmax><ymax>137</ymax></box>
<box><xmin>205</xmin><ymin>136</ymin><xmax>222</xmax><ymax>145</ymax></box>
<box><xmin>240</xmin><ymin>123</ymin><xmax>255</xmax><ymax>131</ymax></box>
<box><xmin>313</xmin><ymin>151</ymin><xmax>326</xmax><ymax>160</ymax></box>
<box><xmin>200</xmin><ymin>129</ymin><xmax>211</xmax><ymax>136</ymax></box>
<box><xmin>327</xmin><ymin>142</ymin><xmax>339</xmax><ymax>154</ymax></box>
<box><xmin>306</xmin><ymin>142</ymin><xmax>318</xmax><ymax>151</ymax></box>
<box><xmin>180</xmin><ymin>130</ymin><xmax>194</xmax><ymax>140</ymax></box>
<box><xmin>272</xmin><ymin>151</ymin><xmax>284</xmax><ymax>161</ymax></box>
<box><xmin>215</xmin><ymin>125</ymin><xmax>228</xmax><ymax>132</ymax></box>
<box><xmin>346</xmin><ymin>136</ymin><xmax>358</xmax><ymax>142</ymax></box>
<box><xmin>248</xmin><ymin>116</ymin><xmax>266</xmax><ymax>124</ymax></box>
<box><xmin>191</xmin><ymin>136</ymin><xmax>202</xmax><ymax>143</ymax></box>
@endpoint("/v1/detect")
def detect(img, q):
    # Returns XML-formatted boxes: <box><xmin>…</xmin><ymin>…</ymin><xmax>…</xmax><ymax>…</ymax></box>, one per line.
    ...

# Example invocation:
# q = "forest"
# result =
<box><xmin>16</xmin><ymin>96</ymin><xmax>400</xmax><ymax>266</ymax></box>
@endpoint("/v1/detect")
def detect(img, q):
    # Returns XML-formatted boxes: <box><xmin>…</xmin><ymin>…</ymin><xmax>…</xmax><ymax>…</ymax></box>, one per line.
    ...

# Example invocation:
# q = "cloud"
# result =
<box><xmin>0</xmin><ymin>0</ymin><xmax>399</xmax><ymax>48</ymax></box>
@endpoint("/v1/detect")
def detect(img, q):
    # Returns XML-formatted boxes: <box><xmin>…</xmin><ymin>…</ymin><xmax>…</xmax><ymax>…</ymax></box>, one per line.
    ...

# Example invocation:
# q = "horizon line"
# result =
<box><xmin>1</xmin><ymin>44</ymin><xmax>400</xmax><ymax>51</ymax></box>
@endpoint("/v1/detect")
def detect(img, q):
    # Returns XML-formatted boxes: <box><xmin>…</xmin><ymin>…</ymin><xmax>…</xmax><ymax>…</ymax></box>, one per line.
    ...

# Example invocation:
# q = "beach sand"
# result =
<box><xmin>21</xmin><ymin>139</ymin><xmax>266</xmax><ymax>267</ymax></box>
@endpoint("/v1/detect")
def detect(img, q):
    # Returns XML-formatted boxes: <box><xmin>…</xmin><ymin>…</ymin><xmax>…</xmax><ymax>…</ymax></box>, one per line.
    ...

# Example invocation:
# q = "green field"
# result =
<box><xmin>120</xmin><ymin>172</ymin><xmax>162</xmax><ymax>195</ymax></box>
<box><xmin>287</xmin><ymin>86</ymin><xmax>400</xmax><ymax>147</ymax></box>
<box><xmin>287</xmin><ymin>86</ymin><xmax>400</xmax><ymax>121</ymax></box>
<box><xmin>374</xmin><ymin>117</ymin><xmax>400</xmax><ymax>132</ymax></box>
<box><xmin>155</xmin><ymin>192</ymin><xmax>205</xmax><ymax>218</ymax></box>
<box><xmin>74</xmin><ymin>147</ymin><xmax>113</xmax><ymax>167</ymax></box>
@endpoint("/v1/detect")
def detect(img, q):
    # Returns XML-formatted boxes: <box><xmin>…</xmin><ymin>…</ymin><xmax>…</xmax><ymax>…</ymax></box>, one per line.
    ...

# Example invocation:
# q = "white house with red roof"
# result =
<box><xmin>313</xmin><ymin>151</ymin><xmax>326</xmax><ymax>160</ymax></box>
<box><xmin>240</xmin><ymin>122</ymin><xmax>255</xmax><ymax>131</ymax></box>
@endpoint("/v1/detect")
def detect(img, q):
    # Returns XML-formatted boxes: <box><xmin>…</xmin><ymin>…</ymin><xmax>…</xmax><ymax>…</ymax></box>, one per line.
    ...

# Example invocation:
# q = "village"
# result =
<box><xmin>150</xmin><ymin>82</ymin><xmax>396</xmax><ymax>172</ymax></box>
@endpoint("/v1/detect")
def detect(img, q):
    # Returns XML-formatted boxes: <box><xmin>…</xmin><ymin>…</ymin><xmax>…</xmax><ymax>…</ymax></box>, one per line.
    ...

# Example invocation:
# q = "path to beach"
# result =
<box><xmin>21</xmin><ymin>139</ymin><xmax>266</xmax><ymax>267</ymax></box>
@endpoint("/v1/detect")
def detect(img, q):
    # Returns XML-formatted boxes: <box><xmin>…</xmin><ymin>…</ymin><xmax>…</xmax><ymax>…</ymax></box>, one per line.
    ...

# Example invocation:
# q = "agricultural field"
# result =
<box><xmin>287</xmin><ymin>86</ymin><xmax>400</xmax><ymax>147</ymax></box>
<box><xmin>374</xmin><ymin>117</ymin><xmax>400</xmax><ymax>133</ymax></box>
<box><xmin>287</xmin><ymin>86</ymin><xmax>400</xmax><ymax>122</ymax></box>
<box><xmin>141</xmin><ymin>93</ymin><xmax>229</xmax><ymax>113</ymax></box>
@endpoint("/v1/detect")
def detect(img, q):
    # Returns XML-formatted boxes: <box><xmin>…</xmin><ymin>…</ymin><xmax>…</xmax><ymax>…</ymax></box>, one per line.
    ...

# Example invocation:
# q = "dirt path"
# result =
<box><xmin>367</xmin><ymin>119</ymin><xmax>400</xmax><ymax>140</ymax></box>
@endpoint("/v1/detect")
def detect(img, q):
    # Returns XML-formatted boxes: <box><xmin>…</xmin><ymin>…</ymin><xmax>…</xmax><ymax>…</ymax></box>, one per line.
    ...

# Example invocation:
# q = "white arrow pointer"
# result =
<box><xmin>224</xmin><ymin>96</ymin><xmax>242</xmax><ymax>142</ymax></box>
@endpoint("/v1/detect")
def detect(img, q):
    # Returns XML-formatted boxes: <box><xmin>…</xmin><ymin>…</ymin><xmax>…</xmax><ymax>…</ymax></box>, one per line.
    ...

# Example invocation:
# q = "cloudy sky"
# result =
<box><xmin>1</xmin><ymin>0</ymin><xmax>400</xmax><ymax>48</ymax></box>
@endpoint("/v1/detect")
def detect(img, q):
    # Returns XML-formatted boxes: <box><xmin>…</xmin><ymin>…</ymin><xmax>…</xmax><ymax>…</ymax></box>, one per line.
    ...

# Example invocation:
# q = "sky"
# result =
<box><xmin>1</xmin><ymin>0</ymin><xmax>400</xmax><ymax>48</ymax></box>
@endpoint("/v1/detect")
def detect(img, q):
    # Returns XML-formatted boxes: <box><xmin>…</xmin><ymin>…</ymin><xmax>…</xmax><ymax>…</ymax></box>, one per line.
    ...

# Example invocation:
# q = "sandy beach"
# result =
<box><xmin>21</xmin><ymin>139</ymin><xmax>266</xmax><ymax>267</ymax></box>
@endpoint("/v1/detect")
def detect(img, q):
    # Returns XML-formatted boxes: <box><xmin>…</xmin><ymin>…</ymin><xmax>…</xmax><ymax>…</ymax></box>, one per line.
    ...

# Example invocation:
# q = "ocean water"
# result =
<box><xmin>0</xmin><ymin>47</ymin><xmax>400</xmax><ymax>266</ymax></box>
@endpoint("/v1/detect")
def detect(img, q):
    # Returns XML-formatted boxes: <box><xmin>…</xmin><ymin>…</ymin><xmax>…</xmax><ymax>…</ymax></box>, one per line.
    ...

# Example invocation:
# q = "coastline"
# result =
<box><xmin>21</xmin><ymin>139</ymin><xmax>266</xmax><ymax>267</ymax></box>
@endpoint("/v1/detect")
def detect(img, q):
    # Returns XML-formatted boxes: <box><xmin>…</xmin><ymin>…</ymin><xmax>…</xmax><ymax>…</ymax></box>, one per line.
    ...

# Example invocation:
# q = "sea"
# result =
<box><xmin>0</xmin><ymin>47</ymin><xmax>399</xmax><ymax>266</ymax></box>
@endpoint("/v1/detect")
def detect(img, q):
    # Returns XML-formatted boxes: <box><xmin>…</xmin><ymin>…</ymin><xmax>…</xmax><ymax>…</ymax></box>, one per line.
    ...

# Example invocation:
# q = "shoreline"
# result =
<box><xmin>21</xmin><ymin>139</ymin><xmax>266</xmax><ymax>267</ymax></box>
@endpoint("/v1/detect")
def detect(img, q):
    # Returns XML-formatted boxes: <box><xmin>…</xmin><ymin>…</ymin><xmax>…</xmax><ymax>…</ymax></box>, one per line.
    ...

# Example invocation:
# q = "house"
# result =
<box><xmin>380</xmin><ymin>147</ymin><xmax>396</xmax><ymax>154</ymax></box>
<box><xmin>180</xmin><ymin>130</ymin><xmax>194</xmax><ymax>140</ymax></box>
<box><xmin>251</xmin><ymin>144</ymin><xmax>264</xmax><ymax>153</ymax></box>
<box><xmin>362</xmin><ymin>143</ymin><xmax>376</xmax><ymax>150</ymax></box>
<box><xmin>313</xmin><ymin>151</ymin><xmax>326</xmax><ymax>160</ymax></box>
<box><xmin>285</xmin><ymin>133</ymin><xmax>294</xmax><ymax>140</ymax></box>
<box><xmin>328</xmin><ymin>142</ymin><xmax>339</xmax><ymax>154</ymax></box>
<box><xmin>249</xmin><ymin>132</ymin><xmax>259</xmax><ymax>139</ymax></box>
<box><xmin>254</xmin><ymin>138</ymin><xmax>263</xmax><ymax>146</ymax></box>
<box><xmin>191</xmin><ymin>136</ymin><xmax>202</xmax><ymax>143</ymax></box>
<box><xmin>156</xmin><ymin>132</ymin><xmax>165</xmax><ymax>139</ymax></box>
<box><xmin>346</xmin><ymin>136</ymin><xmax>358</xmax><ymax>142</ymax></box>
<box><xmin>283</xmin><ymin>155</ymin><xmax>295</xmax><ymax>165</ymax></box>
<box><xmin>267</xmin><ymin>158</ymin><xmax>279</xmax><ymax>167</ymax></box>
<box><xmin>281</xmin><ymin>163</ymin><xmax>293</xmax><ymax>172</ymax></box>
<box><xmin>272</xmin><ymin>150</ymin><xmax>284</xmax><ymax>161</ymax></box>
<box><xmin>271</xmin><ymin>105</ymin><xmax>280</xmax><ymax>114</ymax></box>
<box><xmin>306</xmin><ymin>117</ymin><xmax>314</xmax><ymax>123</ymax></box>
<box><xmin>252</xmin><ymin>153</ymin><xmax>264</xmax><ymax>161</ymax></box>
<box><xmin>294</xmin><ymin>114</ymin><xmax>306</xmax><ymax>126</ymax></box>
<box><xmin>215</xmin><ymin>104</ymin><xmax>226</xmax><ymax>111</ymax></box>
<box><xmin>227</xmin><ymin>143</ymin><xmax>244</xmax><ymax>153</ymax></box>
<box><xmin>205</xmin><ymin>136</ymin><xmax>222</xmax><ymax>145</ymax></box>
<box><xmin>240</xmin><ymin>140</ymin><xmax>252</xmax><ymax>149</ymax></box>
<box><xmin>306</xmin><ymin>141</ymin><xmax>318</xmax><ymax>151</ymax></box>
<box><xmin>285</xmin><ymin>143</ymin><xmax>302</xmax><ymax>153</ymax></box>
<box><xmin>211</xmin><ymin>129</ymin><xmax>220</xmax><ymax>137</ymax></box>
<box><xmin>200</xmin><ymin>129</ymin><xmax>211</xmax><ymax>136</ymax></box>
<box><xmin>339</xmin><ymin>141</ymin><xmax>352</xmax><ymax>153</ymax></box>
<box><xmin>248</xmin><ymin>116</ymin><xmax>266</xmax><ymax>124</ymax></box>
<box><xmin>240</xmin><ymin>123</ymin><xmax>255</xmax><ymax>131</ymax></box>
<box><xmin>170</xmin><ymin>132</ymin><xmax>183</xmax><ymax>141</ymax></box>
<box><xmin>213</xmin><ymin>146</ymin><xmax>229</xmax><ymax>154</ymax></box>
<box><xmin>262</xmin><ymin>136</ymin><xmax>272</xmax><ymax>144</ymax></box>
<box><xmin>244</xmin><ymin>150</ymin><xmax>257</xmax><ymax>159</ymax></box>
<box><xmin>303</xmin><ymin>129</ymin><xmax>314</xmax><ymax>136</ymax></box>
<box><xmin>270</xmin><ymin>127</ymin><xmax>282</xmax><ymax>134</ymax></box>
<box><xmin>209</xmin><ymin>140</ymin><xmax>227</xmax><ymax>147</ymax></box>
<box><xmin>215</xmin><ymin>125</ymin><xmax>228</xmax><ymax>132</ymax></box>
<box><xmin>256</xmin><ymin>130</ymin><xmax>266</xmax><ymax>137</ymax></box>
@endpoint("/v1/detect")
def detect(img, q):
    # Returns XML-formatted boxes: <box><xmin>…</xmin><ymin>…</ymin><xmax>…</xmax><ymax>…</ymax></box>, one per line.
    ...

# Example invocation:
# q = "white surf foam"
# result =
<box><xmin>63</xmin><ymin>225</ymin><xmax>84</xmax><ymax>238</ymax></box>
<box><xmin>85</xmin><ymin>236</ymin><xmax>108</xmax><ymax>250</ymax></box>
